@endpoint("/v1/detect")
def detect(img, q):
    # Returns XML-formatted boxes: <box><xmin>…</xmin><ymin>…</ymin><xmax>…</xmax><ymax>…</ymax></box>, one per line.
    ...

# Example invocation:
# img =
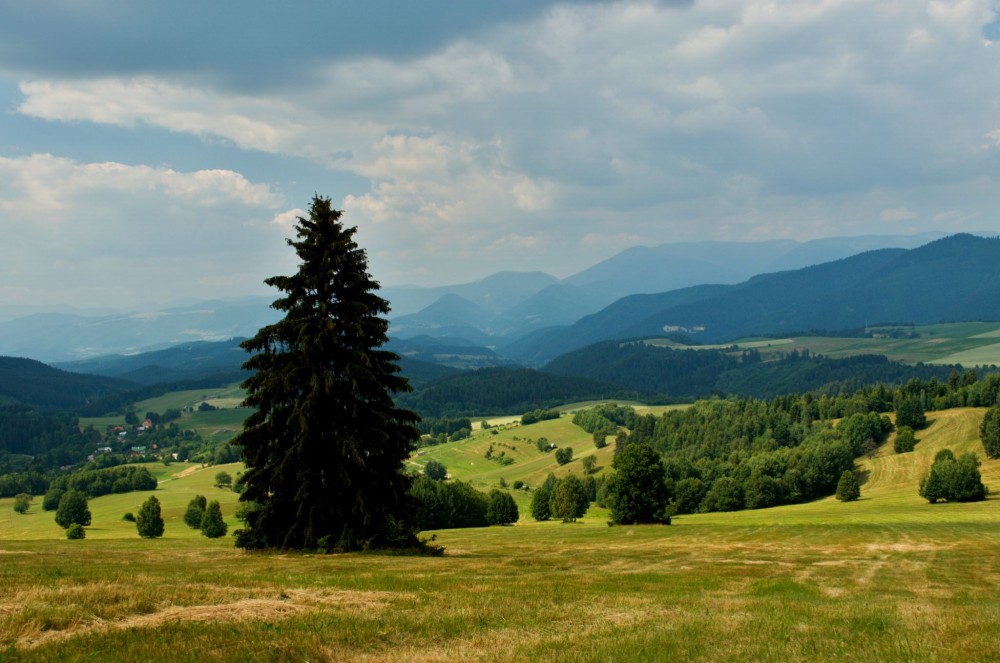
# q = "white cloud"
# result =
<box><xmin>0</xmin><ymin>154</ymin><xmax>291</xmax><ymax>306</ymax></box>
<box><xmin>880</xmin><ymin>207</ymin><xmax>917</xmax><ymax>222</ymax></box>
<box><xmin>8</xmin><ymin>0</ymin><xmax>1000</xmax><ymax>289</ymax></box>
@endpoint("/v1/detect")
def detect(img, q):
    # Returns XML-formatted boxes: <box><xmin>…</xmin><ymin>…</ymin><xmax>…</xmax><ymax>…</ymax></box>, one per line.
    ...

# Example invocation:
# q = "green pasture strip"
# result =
<box><xmin>0</xmin><ymin>462</ymin><xmax>244</xmax><ymax>542</ymax></box>
<box><xmin>135</xmin><ymin>384</ymin><xmax>245</xmax><ymax>414</ymax></box>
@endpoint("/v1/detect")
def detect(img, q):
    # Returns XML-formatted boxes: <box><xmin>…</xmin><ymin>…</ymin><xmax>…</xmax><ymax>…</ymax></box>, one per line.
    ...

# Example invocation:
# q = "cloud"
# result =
<box><xmin>0</xmin><ymin>154</ymin><xmax>291</xmax><ymax>306</ymax></box>
<box><xmin>4</xmin><ymin>0</ymin><xmax>1000</xmax><ymax>291</ymax></box>
<box><xmin>880</xmin><ymin>207</ymin><xmax>917</xmax><ymax>222</ymax></box>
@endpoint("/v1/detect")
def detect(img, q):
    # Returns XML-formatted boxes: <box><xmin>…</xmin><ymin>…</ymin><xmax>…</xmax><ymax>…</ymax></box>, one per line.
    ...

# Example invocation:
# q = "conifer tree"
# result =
<box><xmin>183</xmin><ymin>495</ymin><xmax>207</xmax><ymax>528</ymax></box>
<box><xmin>233</xmin><ymin>196</ymin><xmax>421</xmax><ymax>551</ymax></box>
<box><xmin>136</xmin><ymin>495</ymin><xmax>165</xmax><ymax>538</ymax></box>
<box><xmin>200</xmin><ymin>500</ymin><xmax>228</xmax><ymax>538</ymax></box>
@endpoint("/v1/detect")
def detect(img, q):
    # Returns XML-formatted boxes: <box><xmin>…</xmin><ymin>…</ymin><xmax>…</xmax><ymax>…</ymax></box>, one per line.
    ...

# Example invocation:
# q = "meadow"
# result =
<box><xmin>2</xmin><ymin>410</ymin><xmax>1000</xmax><ymax>661</ymax></box>
<box><xmin>644</xmin><ymin>321</ymin><xmax>1000</xmax><ymax>366</ymax></box>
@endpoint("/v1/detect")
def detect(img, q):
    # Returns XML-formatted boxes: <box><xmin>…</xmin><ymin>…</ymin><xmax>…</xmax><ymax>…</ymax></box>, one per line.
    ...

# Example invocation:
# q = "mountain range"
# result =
<box><xmin>0</xmin><ymin>231</ymin><xmax>982</xmax><ymax>365</ymax></box>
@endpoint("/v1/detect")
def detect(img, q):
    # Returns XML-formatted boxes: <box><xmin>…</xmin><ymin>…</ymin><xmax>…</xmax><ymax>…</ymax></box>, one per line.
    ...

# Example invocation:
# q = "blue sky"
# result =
<box><xmin>1</xmin><ymin>0</ymin><xmax>999</xmax><ymax>308</ymax></box>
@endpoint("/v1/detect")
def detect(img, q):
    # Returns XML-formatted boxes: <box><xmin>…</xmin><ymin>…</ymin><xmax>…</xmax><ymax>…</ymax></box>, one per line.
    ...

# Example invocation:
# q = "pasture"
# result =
<box><xmin>644</xmin><ymin>321</ymin><xmax>1000</xmax><ymax>367</ymax></box>
<box><xmin>2</xmin><ymin>411</ymin><xmax>1000</xmax><ymax>661</ymax></box>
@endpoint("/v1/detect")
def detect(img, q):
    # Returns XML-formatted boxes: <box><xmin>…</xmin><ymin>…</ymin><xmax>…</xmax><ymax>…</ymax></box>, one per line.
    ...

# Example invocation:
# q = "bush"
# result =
<box><xmin>13</xmin><ymin>493</ymin><xmax>31</xmax><ymax>514</ymax></box>
<box><xmin>122</xmin><ymin>512</ymin><xmax>135</xmax><ymax>522</ymax></box>
<box><xmin>55</xmin><ymin>490</ymin><xmax>92</xmax><ymax>529</ymax></box>
<box><xmin>835</xmin><ymin>470</ymin><xmax>861</xmax><ymax>502</ymax></box>
<box><xmin>920</xmin><ymin>449</ymin><xmax>987</xmax><ymax>503</ymax></box>
<box><xmin>423</xmin><ymin>459</ymin><xmax>448</xmax><ymax>481</ymax></box>
<box><xmin>512</xmin><ymin>480</ymin><xmax>524</xmax><ymax>490</ymax></box>
<box><xmin>42</xmin><ymin>487</ymin><xmax>65</xmax><ymax>512</ymax></box>
<box><xmin>136</xmin><ymin>495</ymin><xmax>165</xmax><ymax>538</ymax></box>
<box><xmin>214</xmin><ymin>471</ymin><xmax>233</xmax><ymax>489</ymax></box>
<box><xmin>894</xmin><ymin>426</ymin><xmax>916</xmax><ymax>454</ymax></box>
<box><xmin>555</xmin><ymin>447</ymin><xmax>574</xmax><ymax>465</ymax></box>
<box><xmin>66</xmin><ymin>523</ymin><xmax>86</xmax><ymax>540</ymax></box>
<box><xmin>200</xmin><ymin>501</ymin><xmax>228</xmax><ymax>538</ymax></box>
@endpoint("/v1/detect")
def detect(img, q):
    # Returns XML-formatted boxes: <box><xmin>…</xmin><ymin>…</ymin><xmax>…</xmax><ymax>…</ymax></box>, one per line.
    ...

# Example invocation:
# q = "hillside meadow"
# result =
<box><xmin>2</xmin><ymin>410</ymin><xmax>1000</xmax><ymax>660</ymax></box>
<box><xmin>644</xmin><ymin>321</ymin><xmax>1000</xmax><ymax>367</ymax></box>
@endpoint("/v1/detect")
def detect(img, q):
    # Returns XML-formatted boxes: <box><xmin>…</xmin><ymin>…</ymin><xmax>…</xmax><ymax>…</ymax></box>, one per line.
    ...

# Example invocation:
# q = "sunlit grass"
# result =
<box><xmin>3</xmin><ymin>411</ymin><xmax>1000</xmax><ymax>661</ymax></box>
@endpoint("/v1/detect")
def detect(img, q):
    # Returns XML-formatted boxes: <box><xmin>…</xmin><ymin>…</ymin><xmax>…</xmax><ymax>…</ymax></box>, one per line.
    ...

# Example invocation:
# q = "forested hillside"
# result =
<box><xmin>0</xmin><ymin>357</ymin><xmax>135</xmax><ymax>409</ymax></box>
<box><xmin>545</xmin><ymin>342</ymin><xmax>958</xmax><ymax>400</ymax></box>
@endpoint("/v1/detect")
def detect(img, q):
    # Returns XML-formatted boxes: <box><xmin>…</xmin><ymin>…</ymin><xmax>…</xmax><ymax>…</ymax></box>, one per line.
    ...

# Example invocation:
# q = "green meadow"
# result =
<box><xmin>645</xmin><ymin>321</ymin><xmax>1000</xmax><ymax>366</ymax></box>
<box><xmin>3</xmin><ymin>410</ymin><xmax>1000</xmax><ymax>661</ymax></box>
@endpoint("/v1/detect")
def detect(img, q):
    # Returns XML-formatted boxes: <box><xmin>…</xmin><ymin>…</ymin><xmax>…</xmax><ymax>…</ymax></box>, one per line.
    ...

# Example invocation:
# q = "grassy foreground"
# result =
<box><xmin>2</xmin><ymin>411</ymin><xmax>1000</xmax><ymax>661</ymax></box>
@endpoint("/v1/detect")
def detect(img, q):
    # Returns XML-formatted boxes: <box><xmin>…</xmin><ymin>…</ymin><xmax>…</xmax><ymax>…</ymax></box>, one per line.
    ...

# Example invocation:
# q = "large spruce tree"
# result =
<box><xmin>233</xmin><ymin>196</ymin><xmax>421</xmax><ymax>551</ymax></box>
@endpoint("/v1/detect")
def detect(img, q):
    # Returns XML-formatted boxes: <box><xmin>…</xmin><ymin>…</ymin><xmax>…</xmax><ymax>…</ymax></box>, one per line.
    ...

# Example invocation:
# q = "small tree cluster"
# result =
<box><xmin>980</xmin><ymin>405</ymin><xmax>1000</xmax><ymax>459</ymax></box>
<box><xmin>411</xmin><ymin>476</ymin><xmax>489</xmax><ymax>530</ymax></box>
<box><xmin>485</xmin><ymin>490</ymin><xmax>519</xmax><ymax>525</ymax></box>
<box><xmin>423</xmin><ymin>459</ymin><xmax>448</xmax><ymax>481</ymax></box>
<box><xmin>13</xmin><ymin>493</ymin><xmax>31</xmax><ymax>514</ymax></box>
<box><xmin>835</xmin><ymin>470</ymin><xmax>861</xmax><ymax>502</ymax></box>
<box><xmin>554</xmin><ymin>447</ymin><xmax>574</xmax><ymax>465</ymax></box>
<box><xmin>530</xmin><ymin>473</ymin><xmax>589</xmax><ymax>522</ymax></box>
<box><xmin>919</xmin><ymin>449</ymin><xmax>987</xmax><ymax>503</ymax></box>
<box><xmin>550</xmin><ymin>475</ymin><xmax>589</xmax><ymax>522</ymax></box>
<box><xmin>55</xmin><ymin>490</ymin><xmax>91</xmax><ymax>529</ymax></box>
<box><xmin>605</xmin><ymin>444</ymin><xmax>671</xmax><ymax>524</ymax></box>
<box><xmin>893</xmin><ymin>426</ymin><xmax>917</xmax><ymax>454</ymax></box>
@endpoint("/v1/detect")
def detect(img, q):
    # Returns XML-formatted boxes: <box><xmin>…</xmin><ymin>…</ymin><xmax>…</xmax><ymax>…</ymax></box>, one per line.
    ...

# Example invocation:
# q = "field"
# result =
<box><xmin>2</xmin><ymin>410</ymin><xmax>1000</xmax><ymax>661</ymax></box>
<box><xmin>644</xmin><ymin>321</ymin><xmax>1000</xmax><ymax>366</ymax></box>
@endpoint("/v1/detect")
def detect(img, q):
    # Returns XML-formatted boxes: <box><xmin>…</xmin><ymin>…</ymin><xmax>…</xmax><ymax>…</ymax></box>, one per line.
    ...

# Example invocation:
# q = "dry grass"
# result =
<box><xmin>2</xmin><ymin>408</ymin><xmax>1000</xmax><ymax>661</ymax></box>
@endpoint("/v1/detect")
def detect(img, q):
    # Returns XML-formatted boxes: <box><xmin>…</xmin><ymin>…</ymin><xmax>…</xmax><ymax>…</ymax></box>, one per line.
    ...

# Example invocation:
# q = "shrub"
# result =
<box><xmin>42</xmin><ymin>487</ymin><xmax>65</xmax><ymax>512</ymax></box>
<box><xmin>555</xmin><ymin>447</ymin><xmax>574</xmax><ymax>465</ymax></box>
<box><xmin>200</xmin><ymin>501</ymin><xmax>228</xmax><ymax>538</ymax></box>
<box><xmin>894</xmin><ymin>426</ymin><xmax>917</xmax><ymax>454</ymax></box>
<box><xmin>214</xmin><ymin>471</ymin><xmax>233</xmax><ymax>489</ymax></box>
<box><xmin>424</xmin><ymin>459</ymin><xmax>448</xmax><ymax>481</ymax></box>
<box><xmin>920</xmin><ymin>449</ymin><xmax>987</xmax><ymax>503</ymax></box>
<box><xmin>66</xmin><ymin>523</ymin><xmax>86</xmax><ymax>540</ymax></box>
<box><xmin>581</xmin><ymin>455</ymin><xmax>598</xmax><ymax>474</ymax></box>
<box><xmin>13</xmin><ymin>493</ymin><xmax>31</xmax><ymax>514</ymax></box>
<box><xmin>136</xmin><ymin>496</ymin><xmax>165</xmax><ymax>538</ymax></box>
<box><xmin>122</xmin><ymin>512</ymin><xmax>135</xmax><ymax>522</ymax></box>
<box><xmin>835</xmin><ymin>470</ymin><xmax>861</xmax><ymax>502</ymax></box>
<box><xmin>512</xmin><ymin>480</ymin><xmax>524</xmax><ymax>490</ymax></box>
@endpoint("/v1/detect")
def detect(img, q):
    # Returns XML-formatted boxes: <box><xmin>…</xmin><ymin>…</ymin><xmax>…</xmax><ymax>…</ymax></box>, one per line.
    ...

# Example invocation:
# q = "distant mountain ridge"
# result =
<box><xmin>508</xmin><ymin>234</ymin><xmax>1000</xmax><ymax>363</ymax></box>
<box><xmin>0</xmin><ymin>231</ymin><xmax>971</xmax><ymax>364</ymax></box>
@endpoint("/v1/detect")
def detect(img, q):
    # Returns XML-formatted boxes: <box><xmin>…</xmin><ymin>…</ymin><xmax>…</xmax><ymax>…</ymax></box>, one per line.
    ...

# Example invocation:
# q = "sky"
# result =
<box><xmin>1</xmin><ymin>0</ymin><xmax>999</xmax><ymax>309</ymax></box>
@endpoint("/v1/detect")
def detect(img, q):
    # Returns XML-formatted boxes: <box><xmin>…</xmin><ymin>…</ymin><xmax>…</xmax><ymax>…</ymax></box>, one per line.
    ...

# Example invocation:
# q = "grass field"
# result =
<box><xmin>2</xmin><ymin>411</ymin><xmax>1000</xmax><ymax>661</ymax></box>
<box><xmin>644</xmin><ymin>321</ymin><xmax>1000</xmax><ymax>367</ymax></box>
